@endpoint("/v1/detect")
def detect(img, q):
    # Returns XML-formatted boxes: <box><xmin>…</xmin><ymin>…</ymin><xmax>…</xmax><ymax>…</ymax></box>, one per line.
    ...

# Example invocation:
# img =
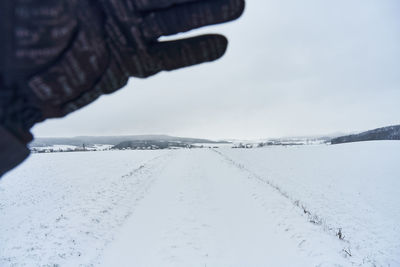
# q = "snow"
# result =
<box><xmin>1</xmin><ymin>142</ymin><xmax>399</xmax><ymax>266</ymax></box>
<box><xmin>0</xmin><ymin>150</ymin><xmax>169</xmax><ymax>266</ymax></box>
<box><xmin>218</xmin><ymin>141</ymin><xmax>400</xmax><ymax>266</ymax></box>
<box><xmin>98</xmin><ymin>149</ymin><xmax>346</xmax><ymax>267</ymax></box>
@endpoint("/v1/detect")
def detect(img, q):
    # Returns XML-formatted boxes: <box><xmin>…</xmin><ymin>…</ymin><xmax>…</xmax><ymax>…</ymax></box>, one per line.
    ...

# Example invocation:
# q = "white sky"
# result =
<box><xmin>33</xmin><ymin>0</ymin><xmax>400</xmax><ymax>140</ymax></box>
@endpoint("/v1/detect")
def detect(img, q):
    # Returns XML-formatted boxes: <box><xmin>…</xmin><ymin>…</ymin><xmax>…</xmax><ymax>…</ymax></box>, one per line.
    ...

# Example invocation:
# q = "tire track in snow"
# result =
<box><xmin>85</xmin><ymin>152</ymin><xmax>175</xmax><ymax>266</ymax></box>
<box><xmin>0</xmin><ymin>151</ymin><xmax>173</xmax><ymax>267</ymax></box>
<box><xmin>99</xmin><ymin>149</ymin><xmax>352</xmax><ymax>267</ymax></box>
<box><xmin>212</xmin><ymin>148</ymin><xmax>366</xmax><ymax>265</ymax></box>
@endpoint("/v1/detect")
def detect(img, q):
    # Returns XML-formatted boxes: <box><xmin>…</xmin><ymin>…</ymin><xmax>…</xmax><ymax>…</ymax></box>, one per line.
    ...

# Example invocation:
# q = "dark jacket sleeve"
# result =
<box><xmin>0</xmin><ymin>126</ymin><xmax>30</xmax><ymax>177</ymax></box>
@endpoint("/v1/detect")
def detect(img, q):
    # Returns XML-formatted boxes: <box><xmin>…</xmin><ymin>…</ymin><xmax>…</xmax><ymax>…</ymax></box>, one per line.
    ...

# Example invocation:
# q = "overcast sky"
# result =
<box><xmin>33</xmin><ymin>0</ymin><xmax>400</xmax><ymax>140</ymax></box>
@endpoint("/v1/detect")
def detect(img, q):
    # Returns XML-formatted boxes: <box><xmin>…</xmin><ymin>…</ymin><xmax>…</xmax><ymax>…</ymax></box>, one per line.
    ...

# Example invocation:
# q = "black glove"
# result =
<box><xmin>0</xmin><ymin>0</ymin><xmax>244</xmax><ymax>176</ymax></box>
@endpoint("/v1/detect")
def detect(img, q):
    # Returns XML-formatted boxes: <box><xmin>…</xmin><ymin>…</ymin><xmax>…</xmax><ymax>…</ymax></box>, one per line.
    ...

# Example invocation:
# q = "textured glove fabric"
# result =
<box><xmin>0</xmin><ymin>0</ymin><xmax>244</xmax><ymax>176</ymax></box>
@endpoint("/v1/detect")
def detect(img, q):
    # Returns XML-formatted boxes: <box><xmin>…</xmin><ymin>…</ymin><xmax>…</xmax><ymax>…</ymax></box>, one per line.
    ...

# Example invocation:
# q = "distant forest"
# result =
<box><xmin>331</xmin><ymin>125</ymin><xmax>400</xmax><ymax>144</ymax></box>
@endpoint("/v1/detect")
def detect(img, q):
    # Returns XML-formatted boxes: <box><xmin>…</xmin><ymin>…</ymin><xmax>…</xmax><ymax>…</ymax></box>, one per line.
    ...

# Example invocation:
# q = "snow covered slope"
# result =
<box><xmin>218</xmin><ymin>141</ymin><xmax>400</xmax><ymax>266</ymax></box>
<box><xmin>0</xmin><ymin>150</ymin><xmax>170</xmax><ymax>266</ymax></box>
<box><xmin>0</xmin><ymin>142</ymin><xmax>399</xmax><ymax>266</ymax></box>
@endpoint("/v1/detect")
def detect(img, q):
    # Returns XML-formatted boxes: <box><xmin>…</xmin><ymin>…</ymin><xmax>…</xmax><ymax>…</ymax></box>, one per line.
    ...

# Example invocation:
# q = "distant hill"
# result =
<box><xmin>331</xmin><ymin>125</ymin><xmax>400</xmax><ymax>144</ymax></box>
<box><xmin>30</xmin><ymin>135</ymin><xmax>228</xmax><ymax>147</ymax></box>
<box><xmin>113</xmin><ymin>140</ymin><xmax>188</xmax><ymax>150</ymax></box>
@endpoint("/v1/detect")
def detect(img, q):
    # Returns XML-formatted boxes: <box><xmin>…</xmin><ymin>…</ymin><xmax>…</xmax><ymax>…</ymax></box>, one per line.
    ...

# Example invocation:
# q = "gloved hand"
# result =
<box><xmin>0</xmin><ymin>0</ymin><xmax>244</xmax><ymax>176</ymax></box>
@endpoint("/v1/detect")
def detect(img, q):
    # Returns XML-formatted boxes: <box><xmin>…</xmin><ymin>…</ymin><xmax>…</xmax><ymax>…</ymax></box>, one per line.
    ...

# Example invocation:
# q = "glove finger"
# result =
<box><xmin>139</xmin><ymin>34</ymin><xmax>228</xmax><ymax>77</ymax></box>
<box><xmin>58</xmin><ymin>34</ymin><xmax>227</xmax><ymax>114</ymax></box>
<box><xmin>134</xmin><ymin>0</ymin><xmax>199</xmax><ymax>11</ymax></box>
<box><xmin>142</xmin><ymin>0</ymin><xmax>245</xmax><ymax>40</ymax></box>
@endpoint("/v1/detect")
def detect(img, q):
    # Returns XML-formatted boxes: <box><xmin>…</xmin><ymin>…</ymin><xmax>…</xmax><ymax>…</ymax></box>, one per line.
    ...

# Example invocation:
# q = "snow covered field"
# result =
<box><xmin>0</xmin><ymin>142</ymin><xmax>399</xmax><ymax>266</ymax></box>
